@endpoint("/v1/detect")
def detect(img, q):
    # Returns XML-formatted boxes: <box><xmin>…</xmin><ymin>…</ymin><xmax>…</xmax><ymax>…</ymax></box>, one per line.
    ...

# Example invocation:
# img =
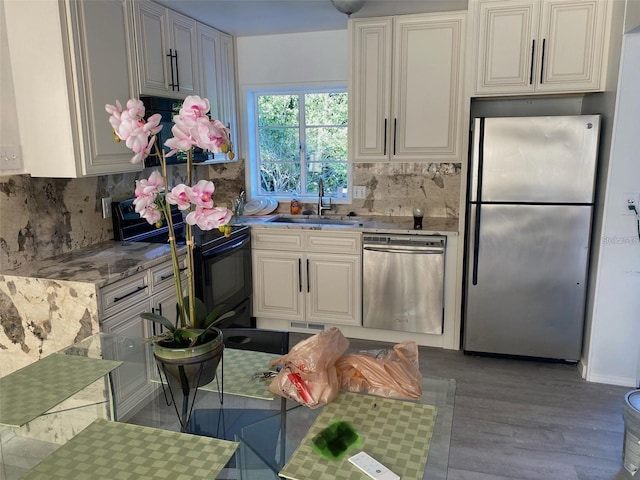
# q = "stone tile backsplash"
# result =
<box><xmin>0</xmin><ymin>160</ymin><xmax>460</xmax><ymax>271</ymax></box>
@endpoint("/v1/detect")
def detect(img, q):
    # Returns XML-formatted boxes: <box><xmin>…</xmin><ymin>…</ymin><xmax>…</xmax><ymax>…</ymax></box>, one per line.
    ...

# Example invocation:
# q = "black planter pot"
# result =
<box><xmin>153</xmin><ymin>329</ymin><xmax>223</xmax><ymax>429</ymax></box>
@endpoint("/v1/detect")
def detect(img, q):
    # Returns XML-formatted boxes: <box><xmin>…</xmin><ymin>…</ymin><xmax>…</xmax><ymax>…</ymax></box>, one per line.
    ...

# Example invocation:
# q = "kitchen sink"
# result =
<box><xmin>267</xmin><ymin>215</ymin><xmax>363</xmax><ymax>226</ymax></box>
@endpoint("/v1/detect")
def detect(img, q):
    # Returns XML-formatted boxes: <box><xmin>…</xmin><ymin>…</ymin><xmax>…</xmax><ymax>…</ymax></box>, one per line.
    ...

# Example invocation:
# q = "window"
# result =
<box><xmin>248</xmin><ymin>88</ymin><xmax>349</xmax><ymax>200</ymax></box>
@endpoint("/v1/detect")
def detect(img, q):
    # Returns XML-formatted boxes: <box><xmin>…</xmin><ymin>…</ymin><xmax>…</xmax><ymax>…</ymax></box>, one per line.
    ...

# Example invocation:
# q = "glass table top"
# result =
<box><xmin>1</xmin><ymin>333</ymin><xmax>456</xmax><ymax>480</ymax></box>
<box><xmin>235</xmin><ymin>376</ymin><xmax>456</xmax><ymax>480</ymax></box>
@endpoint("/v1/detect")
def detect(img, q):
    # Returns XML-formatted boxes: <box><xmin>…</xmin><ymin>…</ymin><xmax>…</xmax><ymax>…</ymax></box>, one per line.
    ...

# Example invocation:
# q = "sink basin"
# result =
<box><xmin>268</xmin><ymin>215</ymin><xmax>362</xmax><ymax>226</ymax></box>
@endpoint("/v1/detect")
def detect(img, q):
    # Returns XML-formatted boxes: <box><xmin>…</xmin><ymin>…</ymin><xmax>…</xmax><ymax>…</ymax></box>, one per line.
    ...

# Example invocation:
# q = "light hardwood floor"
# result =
<box><xmin>295</xmin><ymin>333</ymin><xmax>633</xmax><ymax>480</ymax></box>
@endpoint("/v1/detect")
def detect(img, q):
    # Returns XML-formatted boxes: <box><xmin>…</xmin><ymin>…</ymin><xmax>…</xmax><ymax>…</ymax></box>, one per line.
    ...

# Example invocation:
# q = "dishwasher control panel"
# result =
<box><xmin>362</xmin><ymin>234</ymin><xmax>446</xmax><ymax>248</ymax></box>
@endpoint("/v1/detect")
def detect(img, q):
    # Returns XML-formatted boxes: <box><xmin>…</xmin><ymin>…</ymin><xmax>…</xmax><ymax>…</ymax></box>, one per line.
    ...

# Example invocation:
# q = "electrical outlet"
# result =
<box><xmin>0</xmin><ymin>145</ymin><xmax>23</xmax><ymax>171</ymax></box>
<box><xmin>353</xmin><ymin>186</ymin><xmax>366</xmax><ymax>199</ymax></box>
<box><xmin>102</xmin><ymin>197</ymin><xmax>112</xmax><ymax>219</ymax></box>
<box><xmin>623</xmin><ymin>192</ymin><xmax>639</xmax><ymax>215</ymax></box>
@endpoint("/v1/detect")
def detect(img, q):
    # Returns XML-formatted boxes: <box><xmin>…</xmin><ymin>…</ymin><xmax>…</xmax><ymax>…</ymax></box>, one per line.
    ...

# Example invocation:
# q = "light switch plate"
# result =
<box><xmin>0</xmin><ymin>145</ymin><xmax>23</xmax><ymax>171</ymax></box>
<box><xmin>353</xmin><ymin>186</ymin><xmax>366</xmax><ymax>199</ymax></box>
<box><xmin>102</xmin><ymin>197</ymin><xmax>112</xmax><ymax>219</ymax></box>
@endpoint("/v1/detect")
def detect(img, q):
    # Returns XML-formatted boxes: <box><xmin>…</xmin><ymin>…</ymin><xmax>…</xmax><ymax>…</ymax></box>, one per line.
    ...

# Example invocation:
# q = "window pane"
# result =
<box><xmin>258</xmin><ymin>127</ymin><xmax>299</xmax><ymax>162</ymax></box>
<box><xmin>259</xmin><ymin>162</ymin><xmax>301</xmax><ymax>194</ymax></box>
<box><xmin>305</xmin><ymin>93</ymin><xmax>348</xmax><ymax>125</ymax></box>
<box><xmin>306</xmin><ymin>126</ymin><xmax>347</xmax><ymax>162</ymax></box>
<box><xmin>258</xmin><ymin>95</ymin><xmax>299</xmax><ymax>127</ymax></box>
<box><xmin>306</xmin><ymin>162</ymin><xmax>348</xmax><ymax>195</ymax></box>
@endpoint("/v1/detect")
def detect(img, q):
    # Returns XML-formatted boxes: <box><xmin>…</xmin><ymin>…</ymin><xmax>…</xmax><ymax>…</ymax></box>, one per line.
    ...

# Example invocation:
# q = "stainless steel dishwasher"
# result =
<box><xmin>362</xmin><ymin>234</ymin><xmax>446</xmax><ymax>334</ymax></box>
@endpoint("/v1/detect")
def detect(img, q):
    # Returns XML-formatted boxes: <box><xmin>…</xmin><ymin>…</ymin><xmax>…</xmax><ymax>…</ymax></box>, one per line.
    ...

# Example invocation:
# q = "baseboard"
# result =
<box><xmin>585</xmin><ymin>371</ymin><xmax>638</xmax><ymax>388</ymax></box>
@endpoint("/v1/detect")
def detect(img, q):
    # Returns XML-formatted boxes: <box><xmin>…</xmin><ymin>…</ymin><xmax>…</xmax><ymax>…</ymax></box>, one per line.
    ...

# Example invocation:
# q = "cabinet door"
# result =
<box><xmin>70</xmin><ymin>0</ymin><xmax>142</xmax><ymax>176</ymax></box>
<box><xmin>102</xmin><ymin>301</ymin><xmax>153</xmax><ymax>420</ymax></box>
<box><xmin>197</xmin><ymin>23</ymin><xmax>222</xmax><ymax>117</ymax></box>
<box><xmin>392</xmin><ymin>13</ymin><xmax>466</xmax><ymax>161</ymax></box>
<box><xmin>133</xmin><ymin>0</ymin><xmax>171</xmax><ymax>96</ymax></box>
<box><xmin>474</xmin><ymin>0</ymin><xmax>538</xmax><ymax>95</ymax></box>
<box><xmin>167</xmin><ymin>11</ymin><xmax>199</xmax><ymax>98</ymax></box>
<box><xmin>252</xmin><ymin>251</ymin><xmax>304</xmax><ymax>321</ymax></box>
<box><xmin>349</xmin><ymin>18</ymin><xmax>393</xmax><ymax>162</ymax></box>
<box><xmin>536</xmin><ymin>0</ymin><xmax>606</xmax><ymax>92</ymax></box>
<box><xmin>217</xmin><ymin>32</ymin><xmax>239</xmax><ymax>152</ymax></box>
<box><xmin>306</xmin><ymin>253</ymin><xmax>361</xmax><ymax>326</ymax></box>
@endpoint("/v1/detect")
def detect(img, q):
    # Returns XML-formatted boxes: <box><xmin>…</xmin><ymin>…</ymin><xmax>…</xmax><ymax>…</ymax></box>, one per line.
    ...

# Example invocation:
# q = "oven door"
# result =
<box><xmin>195</xmin><ymin>232</ymin><xmax>253</xmax><ymax>327</ymax></box>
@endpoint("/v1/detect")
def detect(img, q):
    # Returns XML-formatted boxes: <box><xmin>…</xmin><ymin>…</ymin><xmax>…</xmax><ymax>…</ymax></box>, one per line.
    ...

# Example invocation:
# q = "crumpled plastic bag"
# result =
<box><xmin>269</xmin><ymin>327</ymin><xmax>349</xmax><ymax>408</ymax></box>
<box><xmin>336</xmin><ymin>341</ymin><xmax>422</xmax><ymax>400</ymax></box>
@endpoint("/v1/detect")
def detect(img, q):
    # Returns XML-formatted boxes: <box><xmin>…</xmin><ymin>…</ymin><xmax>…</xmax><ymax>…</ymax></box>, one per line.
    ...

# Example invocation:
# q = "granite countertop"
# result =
<box><xmin>233</xmin><ymin>214</ymin><xmax>459</xmax><ymax>236</ymax></box>
<box><xmin>2</xmin><ymin>241</ymin><xmax>183</xmax><ymax>286</ymax></box>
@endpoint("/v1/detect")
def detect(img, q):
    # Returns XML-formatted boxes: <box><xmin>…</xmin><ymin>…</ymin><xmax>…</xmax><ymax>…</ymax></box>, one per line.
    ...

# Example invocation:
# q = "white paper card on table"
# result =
<box><xmin>348</xmin><ymin>451</ymin><xmax>400</xmax><ymax>480</ymax></box>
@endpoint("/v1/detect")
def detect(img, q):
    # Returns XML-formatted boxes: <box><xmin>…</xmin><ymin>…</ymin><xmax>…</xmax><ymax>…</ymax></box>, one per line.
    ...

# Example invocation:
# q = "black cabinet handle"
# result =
<box><xmin>540</xmin><ymin>39</ymin><xmax>546</xmax><ymax>84</ymax></box>
<box><xmin>306</xmin><ymin>259</ymin><xmax>310</xmax><ymax>293</ymax></box>
<box><xmin>167</xmin><ymin>49</ymin><xmax>175</xmax><ymax>90</ymax></box>
<box><xmin>383</xmin><ymin>118</ymin><xmax>388</xmax><ymax>156</ymax></box>
<box><xmin>529</xmin><ymin>39</ymin><xmax>536</xmax><ymax>85</ymax></box>
<box><xmin>393</xmin><ymin>118</ymin><xmax>397</xmax><ymax>156</ymax></box>
<box><xmin>113</xmin><ymin>285</ymin><xmax>146</xmax><ymax>303</ymax></box>
<box><xmin>160</xmin><ymin>266</ymin><xmax>187</xmax><ymax>281</ymax></box>
<box><xmin>298</xmin><ymin>258</ymin><xmax>302</xmax><ymax>293</ymax></box>
<box><xmin>174</xmin><ymin>49</ymin><xmax>180</xmax><ymax>91</ymax></box>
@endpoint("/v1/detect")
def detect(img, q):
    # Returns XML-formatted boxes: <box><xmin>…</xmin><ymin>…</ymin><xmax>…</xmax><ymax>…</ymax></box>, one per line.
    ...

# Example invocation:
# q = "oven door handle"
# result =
<box><xmin>209</xmin><ymin>236</ymin><xmax>249</xmax><ymax>256</ymax></box>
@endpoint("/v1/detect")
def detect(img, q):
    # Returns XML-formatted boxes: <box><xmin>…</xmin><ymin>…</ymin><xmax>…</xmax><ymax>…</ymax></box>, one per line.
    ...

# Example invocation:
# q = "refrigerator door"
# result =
<box><xmin>470</xmin><ymin>115</ymin><xmax>600</xmax><ymax>204</ymax></box>
<box><xmin>463</xmin><ymin>204</ymin><xmax>592</xmax><ymax>360</ymax></box>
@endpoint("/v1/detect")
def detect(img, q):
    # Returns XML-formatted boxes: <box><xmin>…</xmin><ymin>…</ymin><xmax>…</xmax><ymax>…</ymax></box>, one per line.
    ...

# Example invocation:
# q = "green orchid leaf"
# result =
<box><xmin>204</xmin><ymin>309</ymin><xmax>236</xmax><ymax>330</ymax></box>
<box><xmin>141</xmin><ymin>312</ymin><xmax>176</xmax><ymax>332</ymax></box>
<box><xmin>183</xmin><ymin>296</ymin><xmax>209</xmax><ymax>328</ymax></box>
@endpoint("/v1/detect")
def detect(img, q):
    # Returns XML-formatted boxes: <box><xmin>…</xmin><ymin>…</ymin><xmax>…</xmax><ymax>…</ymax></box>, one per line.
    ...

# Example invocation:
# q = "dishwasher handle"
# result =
<box><xmin>363</xmin><ymin>246</ymin><xmax>444</xmax><ymax>254</ymax></box>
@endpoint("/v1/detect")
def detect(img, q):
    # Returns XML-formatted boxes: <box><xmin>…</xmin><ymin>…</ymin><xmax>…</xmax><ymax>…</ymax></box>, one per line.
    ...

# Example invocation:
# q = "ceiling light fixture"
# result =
<box><xmin>330</xmin><ymin>0</ymin><xmax>364</xmax><ymax>17</ymax></box>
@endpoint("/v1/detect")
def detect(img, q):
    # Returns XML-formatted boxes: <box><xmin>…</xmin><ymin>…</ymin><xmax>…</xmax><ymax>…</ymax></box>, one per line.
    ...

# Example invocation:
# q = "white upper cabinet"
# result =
<box><xmin>349</xmin><ymin>12</ymin><xmax>466</xmax><ymax>163</ymax></box>
<box><xmin>133</xmin><ymin>0</ymin><xmax>199</xmax><ymax>99</ymax></box>
<box><xmin>471</xmin><ymin>0</ymin><xmax>612</xmax><ymax>96</ymax></box>
<box><xmin>196</xmin><ymin>24</ymin><xmax>239</xmax><ymax>160</ymax></box>
<box><xmin>4</xmin><ymin>0</ymin><xmax>142</xmax><ymax>177</ymax></box>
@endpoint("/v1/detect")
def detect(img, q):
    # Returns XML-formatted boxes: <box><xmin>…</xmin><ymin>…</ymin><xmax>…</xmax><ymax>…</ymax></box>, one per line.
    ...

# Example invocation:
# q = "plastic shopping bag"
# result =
<box><xmin>336</xmin><ymin>341</ymin><xmax>422</xmax><ymax>400</ymax></box>
<box><xmin>269</xmin><ymin>327</ymin><xmax>349</xmax><ymax>408</ymax></box>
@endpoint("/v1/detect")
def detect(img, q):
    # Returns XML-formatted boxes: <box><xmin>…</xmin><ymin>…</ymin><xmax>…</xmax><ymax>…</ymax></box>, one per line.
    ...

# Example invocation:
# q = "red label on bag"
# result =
<box><xmin>287</xmin><ymin>372</ymin><xmax>312</xmax><ymax>404</ymax></box>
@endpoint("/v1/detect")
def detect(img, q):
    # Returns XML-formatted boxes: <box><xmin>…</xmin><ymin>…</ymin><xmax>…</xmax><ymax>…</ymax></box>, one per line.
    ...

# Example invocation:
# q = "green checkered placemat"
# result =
<box><xmin>0</xmin><ymin>353</ymin><xmax>122</xmax><ymax>427</ymax></box>
<box><xmin>279</xmin><ymin>393</ymin><xmax>438</xmax><ymax>480</ymax></box>
<box><xmin>21</xmin><ymin>418</ymin><xmax>238</xmax><ymax>480</ymax></box>
<box><xmin>153</xmin><ymin>348</ymin><xmax>277</xmax><ymax>400</ymax></box>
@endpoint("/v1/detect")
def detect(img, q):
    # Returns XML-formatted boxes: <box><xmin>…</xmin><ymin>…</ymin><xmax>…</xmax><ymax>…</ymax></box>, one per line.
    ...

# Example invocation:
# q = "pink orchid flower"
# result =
<box><xmin>165</xmin><ymin>119</ymin><xmax>196</xmax><ymax>156</ymax></box>
<box><xmin>189</xmin><ymin>180</ymin><xmax>215</xmax><ymax>208</ymax></box>
<box><xmin>139</xmin><ymin>203</ymin><xmax>163</xmax><ymax>225</ymax></box>
<box><xmin>166</xmin><ymin>184</ymin><xmax>192</xmax><ymax>211</ymax></box>
<box><xmin>186</xmin><ymin>206</ymin><xmax>232</xmax><ymax>230</ymax></box>
<box><xmin>133</xmin><ymin>171</ymin><xmax>163</xmax><ymax>202</ymax></box>
<box><xmin>179</xmin><ymin>96</ymin><xmax>210</xmax><ymax>126</ymax></box>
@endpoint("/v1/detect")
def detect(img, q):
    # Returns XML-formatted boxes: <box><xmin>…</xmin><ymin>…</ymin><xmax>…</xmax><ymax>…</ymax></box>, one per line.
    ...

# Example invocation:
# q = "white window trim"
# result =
<box><xmin>241</xmin><ymin>83</ymin><xmax>351</xmax><ymax>203</ymax></box>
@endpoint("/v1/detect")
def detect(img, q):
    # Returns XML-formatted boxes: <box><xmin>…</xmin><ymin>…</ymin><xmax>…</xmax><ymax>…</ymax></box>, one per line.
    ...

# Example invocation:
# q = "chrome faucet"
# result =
<box><xmin>317</xmin><ymin>179</ymin><xmax>332</xmax><ymax>215</ymax></box>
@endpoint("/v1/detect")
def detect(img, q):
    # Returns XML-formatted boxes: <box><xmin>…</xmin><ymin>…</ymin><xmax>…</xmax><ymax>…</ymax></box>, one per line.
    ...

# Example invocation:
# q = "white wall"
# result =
<box><xmin>236</xmin><ymin>30</ymin><xmax>348</xmax><ymax>88</ymax></box>
<box><xmin>586</xmin><ymin>30</ymin><xmax>640</xmax><ymax>388</ymax></box>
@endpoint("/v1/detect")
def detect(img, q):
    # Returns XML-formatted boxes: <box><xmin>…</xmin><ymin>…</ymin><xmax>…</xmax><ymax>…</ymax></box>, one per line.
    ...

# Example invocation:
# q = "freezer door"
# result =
<box><xmin>470</xmin><ymin>115</ymin><xmax>600</xmax><ymax>204</ymax></box>
<box><xmin>463</xmin><ymin>204</ymin><xmax>592</xmax><ymax>360</ymax></box>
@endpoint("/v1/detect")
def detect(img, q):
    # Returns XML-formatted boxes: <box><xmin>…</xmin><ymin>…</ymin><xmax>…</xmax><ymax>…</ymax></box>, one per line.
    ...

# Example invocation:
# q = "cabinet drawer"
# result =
<box><xmin>100</xmin><ymin>271</ymin><xmax>149</xmax><ymax>319</ymax></box>
<box><xmin>252</xmin><ymin>229</ymin><xmax>304</xmax><ymax>251</ymax></box>
<box><xmin>149</xmin><ymin>258</ymin><xmax>187</xmax><ymax>294</ymax></box>
<box><xmin>305</xmin><ymin>232</ymin><xmax>361</xmax><ymax>254</ymax></box>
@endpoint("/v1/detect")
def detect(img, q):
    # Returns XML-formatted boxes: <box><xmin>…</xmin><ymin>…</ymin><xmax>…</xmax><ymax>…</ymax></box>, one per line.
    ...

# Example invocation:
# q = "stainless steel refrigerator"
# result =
<box><xmin>463</xmin><ymin>115</ymin><xmax>600</xmax><ymax>361</ymax></box>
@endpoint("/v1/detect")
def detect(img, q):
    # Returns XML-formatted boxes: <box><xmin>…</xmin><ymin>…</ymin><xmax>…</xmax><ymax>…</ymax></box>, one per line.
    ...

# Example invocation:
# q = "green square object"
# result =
<box><xmin>312</xmin><ymin>419</ymin><xmax>362</xmax><ymax>460</ymax></box>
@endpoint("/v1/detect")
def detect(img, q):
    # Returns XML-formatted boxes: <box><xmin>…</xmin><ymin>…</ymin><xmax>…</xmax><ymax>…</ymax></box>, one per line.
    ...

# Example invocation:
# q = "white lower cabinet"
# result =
<box><xmin>252</xmin><ymin>230</ymin><xmax>362</xmax><ymax>327</ymax></box>
<box><xmin>99</xmin><ymin>258</ymin><xmax>184</xmax><ymax>419</ymax></box>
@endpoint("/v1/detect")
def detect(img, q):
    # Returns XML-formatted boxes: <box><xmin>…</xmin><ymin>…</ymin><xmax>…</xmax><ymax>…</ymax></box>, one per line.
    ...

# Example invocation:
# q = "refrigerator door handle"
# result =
<box><xmin>472</xmin><ymin>204</ymin><xmax>481</xmax><ymax>286</ymax></box>
<box><xmin>471</xmin><ymin>117</ymin><xmax>485</xmax><ymax>286</ymax></box>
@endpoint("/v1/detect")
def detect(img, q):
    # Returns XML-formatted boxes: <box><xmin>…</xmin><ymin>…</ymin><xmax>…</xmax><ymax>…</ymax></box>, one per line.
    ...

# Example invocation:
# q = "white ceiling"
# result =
<box><xmin>156</xmin><ymin>0</ymin><xmax>469</xmax><ymax>37</ymax></box>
